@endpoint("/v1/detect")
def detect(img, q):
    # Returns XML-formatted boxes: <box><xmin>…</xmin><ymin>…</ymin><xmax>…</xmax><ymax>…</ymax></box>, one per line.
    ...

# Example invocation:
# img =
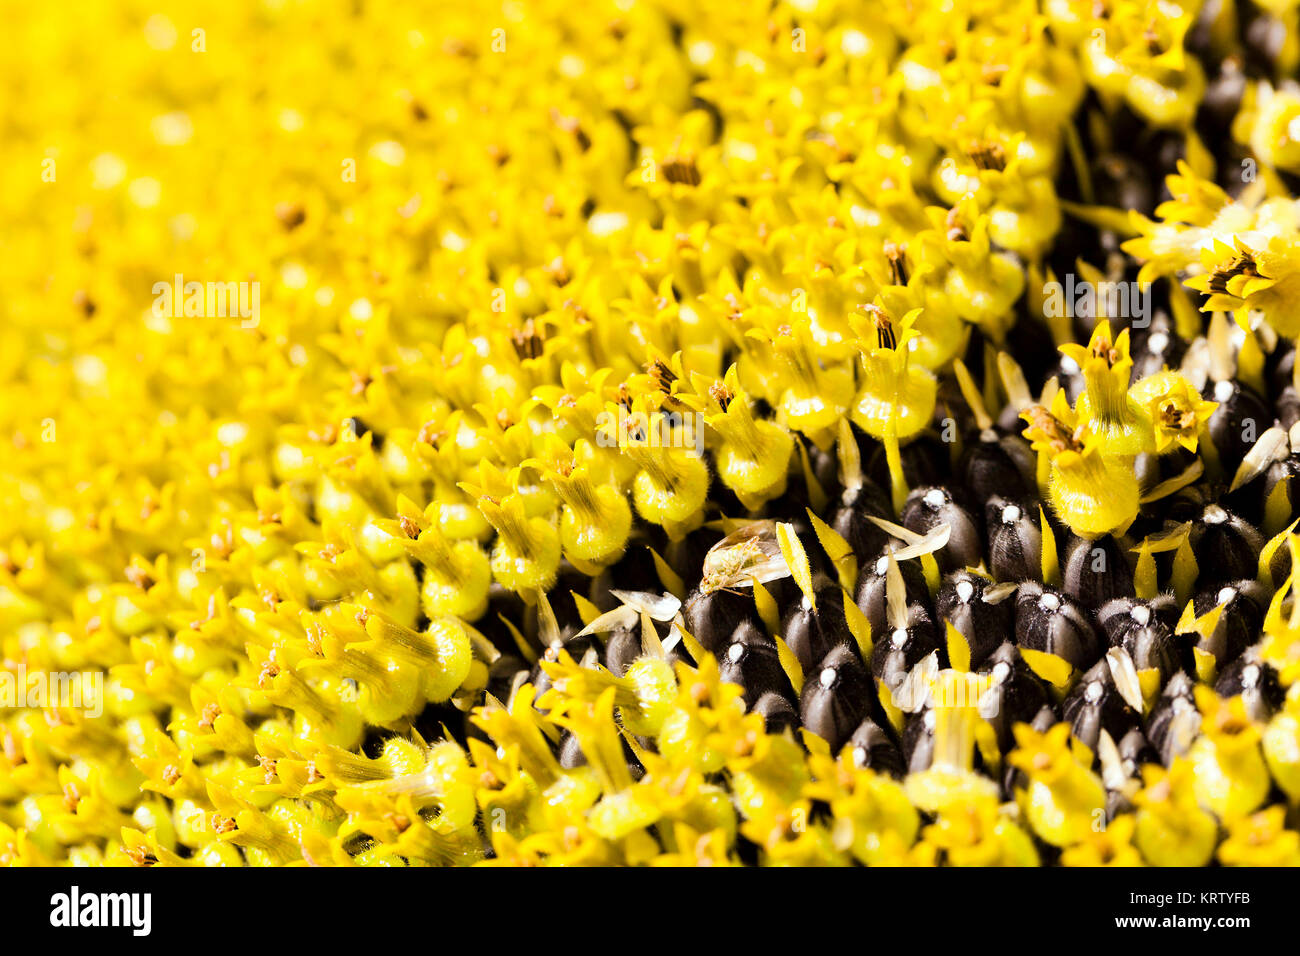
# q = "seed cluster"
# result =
<box><xmin>5</xmin><ymin>0</ymin><xmax>1300</xmax><ymax>866</ymax></box>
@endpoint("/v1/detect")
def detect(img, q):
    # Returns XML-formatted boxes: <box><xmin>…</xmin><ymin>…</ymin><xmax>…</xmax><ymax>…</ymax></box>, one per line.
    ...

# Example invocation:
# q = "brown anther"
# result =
<box><xmin>554</xmin><ymin>457</ymin><xmax>574</xmax><ymax>478</ymax></box>
<box><xmin>210</xmin><ymin>530</ymin><xmax>233</xmax><ymax>558</ymax></box>
<box><xmin>275</xmin><ymin>202</ymin><xmax>307</xmax><ymax>231</ymax></box>
<box><xmin>124</xmin><ymin>565</ymin><xmax>154</xmax><ymax>590</ymax></box>
<box><xmin>709</xmin><ymin>381</ymin><xmax>734</xmax><ymax>411</ymax></box>
<box><xmin>258</xmin><ymin>659</ymin><xmax>281</xmax><ymax>687</ymax></box>
<box><xmin>1158</xmin><ymin>399</ymin><xmax>1195</xmax><ymax>431</ymax></box>
<box><xmin>884</xmin><ymin>241</ymin><xmax>909</xmax><ymax>285</ymax></box>
<box><xmin>257</xmin><ymin>509</ymin><xmax>282</xmax><ymax>525</ymax></box>
<box><xmin>1090</xmin><ymin>333</ymin><xmax>1120</xmax><ymax>365</ymax></box>
<box><xmin>84</xmin><ymin>616</ymin><xmax>101</xmax><ymax>636</ymax></box>
<box><xmin>306</xmin><ymin>761</ymin><xmax>323</xmax><ymax>783</ymax></box>
<box><xmin>62</xmin><ymin>782</ymin><xmax>81</xmax><ymax>813</ymax></box>
<box><xmin>647</xmin><ymin>359</ymin><xmax>677</xmax><ymax>393</ymax></box>
<box><xmin>861</xmin><ymin>304</ymin><xmax>897</xmax><ymax>350</ymax></box>
<box><xmin>319</xmin><ymin>543</ymin><xmax>342</xmax><ymax>562</ymax></box>
<box><xmin>662</xmin><ymin>155</ymin><xmax>701</xmax><ymax>186</ymax></box>
<box><xmin>965</xmin><ymin>140</ymin><xmax>1007</xmax><ymax>172</ymax></box>
<box><xmin>1206</xmin><ymin>249</ymin><xmax>1261</xmax><ymax>295</ymax></box>
<box><xmin>349</xmin><ymin>370</ymin><xmax>372</xmax><ymax>396</ymax></box>
<box><xmin>417</xmin><ymin>421</ymin><xmax>445</xmax><ymax>445</ymax></box>
<box><xmin>544</xmin><ymin>256</ymin><xmax>570</xmax><ymax>285</ymax></box>
<box><xmin>690</xmin><ymin>681</ymin><xmax>711</xmax><ymax>703</ymax></box>
<box><xmin>258</xmin><ymin>755</ymin><xmax>279</xmax><ymax>784</ymax></box>
<box><xmin>981</xmin><ymin>62</ymin><xmax>1008</xmax><ymax>85</ymax></box>
<box><xmin>398</xmin><ymin>515</ymin><xmax>420</xmax><ymax>539</ymax></box>
<box><xmin>1024</xmin><ymin>405</ymin><xmax>1082</xmax><ymax>453</ymax></box>
<box><xmin>73</xmin><ymin>289</ymin><xmax>96</xmax><ymax>317</ymax></box>
<box><xmin>260</xmin><ymin>588</ymin><xmax>281</xmax><ymax>611</ymax></box>
<box><xmin>551</xmin><ymin>111</ymin><xmax>591</xmax><ymax>151</ymax></box>
<box><xmin>212</xmin><ymin>814</ymin><xmax>237</xmax><ymax>835</ymax></box>
<box><xmin>946</xmin><ymin>207</ymin><xmax>966</xmax><ymax>237</ymax></box>
<box><xmin>355</xmin><ymin>608</ymin><xmax>371</xmax><ymax>627</ymax></box>
<box><xmin>510</xmin><ymin>318</ymin><xmax>545</xmax><ymax>361</ymax></box>
<box><xmin>486</xmin><ymin>143</ymin><xmax>510</xmax><ymax>166</ymax></box>
<box><xmin>125</xmin><ymin>844</ymin><xmax>158</xmax><ymax>867</ymax></box>
<box><xmin>162</xmin><ymin>765</ymin><xmax>182</xmax><ymax>786</ymax></box>
<box><xmin>199</xmin><ymin>702</ymin><xmax>221</xmax><ymax>729</ymax></box>
<box><xmin>0</xmin><ymin>552</ymin><xmax>15</xmax><ymax>575</ymax></box>
<box><xmin>479</xmin><ymin>769</ymin><xmax>501</xmax><ymax>789</ymax></box>
<box><xmin>389</xmin><ymin>813</ymin><xmax>411</xmax><ymax>833</ymax></box>
<box><xmin>556</xmin><ymin>393</ymin><xmax>577</xmax><ymax>409</ymax></box>
<box><xmin>1032</xmin><ymin>751</ymin><xmax>1052</xmax><ymax>772</ymax></box>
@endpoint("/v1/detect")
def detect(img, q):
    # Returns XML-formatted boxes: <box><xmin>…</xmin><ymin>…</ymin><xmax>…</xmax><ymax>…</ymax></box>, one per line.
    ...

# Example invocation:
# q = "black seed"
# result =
<box><xmin>782</xmin><ymin>579</ymin><xmax>854</xmax><ymax>672</ymax></box>
<box><xmin>830</xmin><ymin>482</ymin><xmax>895</xmax><ymax>559</ymax></box>
<box><xmin>751</xmin><ymin>691</ymin><xmax>799</xmax><ymax>735</ymax></box>
<box><xmin>1129</xmin><ymin>320</ymin><xmax>1187</xmax><ymax>383</ymax></box>
<box><xmin>848</xmin><ymin>717</ymin><xmax>903</xmax><ymax>777</ymax></box>
<box><xmin>959</xmin><ymin>429</ymin><xmax>1034</xmax><ymax>503</ymax></box>
<box><xmin>1097</xmin><ymin>595</ymin><xmax>1184</xmax><ymax>676</ymax></box>
<box><xmin>935</xmin><ymin>569</ymin><xmax>1011</xmax><ymax>669</ymax></box>
<box><xmin>979</xmin><ymin>642</ymin><xmax>1051</xmax><ymax>753</ymax></box>
<box><xmin>1188</xmin><ymin>504</ymin><xmax>1264</xmax><ymax>591</ymax></box>
<box><xmin>1145</xmin><ymin>672</ymin><xmax>1200</xmax><ymax>765</ymax></box>
<box><xmin>487</xmin><ymin>654</ymin><xmax>529</xmax><ymax>705</ymax></box>
<box><xmin>902</xmin><ymin>709</ymin><xmax>936</xmax><ymax>774</ymax></box>
<box><xmin>718</xmin><ymin>631</ymin><xmax>792</xmax><ymax>708</ymax></box>
<box><xmin>800</xmin><ymin>644</ymin><xmax>874</xmax><ymax>752</ymax></box>
<box><xmin>1015</xmin><ymin>582</ymin><xmax>1101</xmax><ymax>670</ymax></box>
<box><xmin>900</xmin><ymin>486</ymin><xmax>982</xmax><ymax>571</ymax></box>
<box><xmin>558</xmin><ymin>730</ymin><xmax>587</xmax><ymax>769</ymax></box>
<box><xmin>684</xmin><ymin>587</ymin><xmax>761</xmax><ymax>655</ymax></box>
<box><xmin>1062</xmin><ymin>534</ymin><xmax>1134</xmax><ymax>607</ymax></box>
<box><xmin>1062</xmin><ymin>658</ymin><xmax>1141</xmax><ymax>752</ymax></box>
<box><xmin>1118</xmin><ymin>726</ymin><xmax>1160</xmax><ymax>769</ymax></box>
<box><xmin>855</xmin><ymin>548</ymin><xmax>930</xmax><ymax>637</ymax></box>
<box><xmin>870</xmin><ymin>603</ymin><xmax>943</xmax><ymax>692</ymax></box>
<box><xmin>1214</xmin><ymin>648</ymin><xmax>1284</xmax><ymax>722</ymax></box>
<box><xmin>603</xmin><ymin>625</ymin><xmax>641</xmax><ymax>677</ymax></box>
<box><xmin>1204</xmin><ymin>380</ymin><xmax>1270</xmax><ymax>473</ymax></box>
<box><xmin>1190</xmin><ymin>579</ymin><xmax>1266</xmax><ymax>668</ymax></box>
<box><xmin>985</xmin><ymin>497</ymin><xmax>1042</xmax><ymax>582</ymax></box>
